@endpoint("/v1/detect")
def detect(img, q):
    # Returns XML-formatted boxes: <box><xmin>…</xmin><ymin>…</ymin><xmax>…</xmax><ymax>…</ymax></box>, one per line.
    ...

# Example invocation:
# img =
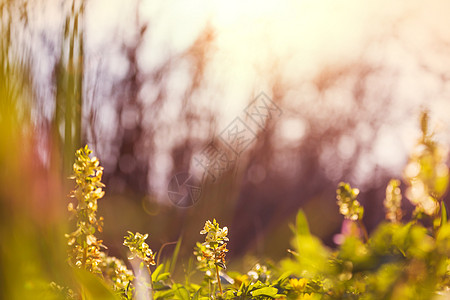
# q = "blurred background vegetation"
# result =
<box><xmin>1</xmin><ymin>0</ymin><xmax>450</xmax><ymax>297</ymax></box>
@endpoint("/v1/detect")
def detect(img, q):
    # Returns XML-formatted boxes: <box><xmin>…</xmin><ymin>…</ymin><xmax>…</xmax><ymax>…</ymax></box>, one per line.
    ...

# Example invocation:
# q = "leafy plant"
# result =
<box><xmin>66</xmin><ymin>145</ymin><xmax>106</xmax><ymax>273</ymax></box>
<box><xmin>123</xmin><ymin>231</ymin><xmax>156</xmax><ymax>268</ymax></box>
<box><xmin>199</xmin><ymin>219</ymin><xmax>229</xmax><ymax>295</ymax></box>
<box><xmin>58</xmin><ymin>112</ymin><xmax>450</xmax><ymax>299</ymax></box>
<box><xmin>404</xmin><ymin>112</ymin><xmax>449</xmax><ymax>221</ymax></box>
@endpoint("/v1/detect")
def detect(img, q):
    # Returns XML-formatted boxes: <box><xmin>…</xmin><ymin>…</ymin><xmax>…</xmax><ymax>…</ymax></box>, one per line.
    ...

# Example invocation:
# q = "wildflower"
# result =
<box><xmin>99</xmin><ymin>252</ymin><xmax>134</xmax><ymax>293</ymax></box>
<box><xmin>404</xmin><ymin>112</ymin><xmax>449</xmax><ymax>217</ymax></box>
<box><xmin>247</xmin><ymin>263</ymin><xmax>270</xmax><ymax>283</ymax></box>
<box><xmin>290</xmin><ymin>278</ymin><xmax>308</xmax><ymax>293</ymax></box>
<box><xmin>336</xmin><ymin>182</ymin><xmax>364</xmax><ymax>221</ymax></box>
<box><xmin>200</xmin><ymin>219</ymin><xmax>229</xmax><ymax>244</ymax></box>
<box><xmin>123</xmin><ymin>231</ymin><xmax>156</xmax><ymax>266</ymax></box>
<box><xmin>199</xmin><ymin>219</ymin><xmax>229</xmax><ymax>268</ymax></box>
<box><xmin>66</xmin><ymin>145</ymin><xmax>106</xmax><ymax>273</ymax></box>
<box><xmin>384</xmin><ymin>179</ymin><xmax>403</xmax><ymax>223</ymax></box>
<box><xmin>336</xmin><ymin>182</ymin><xmax>368</xmax><ymax>241</ymax></box>
<box><xmin>199</xmin><ymin>219</ymin><xmax>229</xmax><ymax>294</ymax></box>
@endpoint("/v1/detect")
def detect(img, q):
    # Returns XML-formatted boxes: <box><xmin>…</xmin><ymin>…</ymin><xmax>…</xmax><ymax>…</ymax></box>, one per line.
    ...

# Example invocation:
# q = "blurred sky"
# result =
<box><xmin>28</xmin><ymin>0</ymin><xmax>450</xmax><ymax>199</ymax></box>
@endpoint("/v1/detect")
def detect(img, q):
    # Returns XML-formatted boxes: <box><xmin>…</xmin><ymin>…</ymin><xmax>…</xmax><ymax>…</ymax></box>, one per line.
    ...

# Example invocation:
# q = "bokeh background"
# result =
<box><xmin>2</xmin><ymin>0</ymin><xmax>450</xmax><ymax>294</ymax></box>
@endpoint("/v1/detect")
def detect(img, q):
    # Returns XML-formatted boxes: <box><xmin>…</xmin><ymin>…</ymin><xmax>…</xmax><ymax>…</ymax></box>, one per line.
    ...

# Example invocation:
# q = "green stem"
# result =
<box><xmin>156</xmin><ymin>241</ymin><xmax>177</xmax><ymax>266</ymax></box>
<box><xmin>215</xmin><ymin>264</ymin><xmax>223</xmax><ymax>295</ymax></box>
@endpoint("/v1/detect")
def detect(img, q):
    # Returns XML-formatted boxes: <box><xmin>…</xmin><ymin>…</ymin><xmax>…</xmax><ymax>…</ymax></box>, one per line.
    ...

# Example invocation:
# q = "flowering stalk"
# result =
<box><xmin>384</xmin><ymin>179</ymin><xmax>403</xmax><ymax>223</ymax></box>
<box><xmin>199</xmin><ymin>219</ymin><xmax>229</xmax><ymax>295</ymax></box>
<box><xmin>404</xmin><ymin>112</ymin><xmax>449</xmax><ymax>223</ymax></box>
<box><xmin>336</xmin><ymin>182</ymin><xmax>368</xmax><ymax>242</ymax></box>
<box><xmin>123</xmin><ymin>231</ymin><xmax>156</xmax><ymax>295</ymax></box>
<box><xmin>99</xmin><ymin>252</ymin><xmax>134</xmax><ymax>297</ymax></box>
<box><xmin>65</xmin><ymin>146</ymin><xmax>136</xmax><ymax>297</ymax></box>
<box><xmin>65</xmin><ymin>145</ymin><xmax>106</xmax><ymax>273</ymax></box>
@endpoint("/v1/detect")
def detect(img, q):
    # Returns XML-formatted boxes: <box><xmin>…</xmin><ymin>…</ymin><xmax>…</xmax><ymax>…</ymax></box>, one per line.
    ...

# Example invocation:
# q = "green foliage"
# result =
<box><xmin>55</xmin><ymin>0</ymin><xmax>85</xmax><ymax>177</ymax></box>
<box><xmin>64</xmin><ymin>145</ymin><xmax>135</xmax><ymax>299</ymax></box>
<box><xmin>282</xmin><ymin>210</ymin><xmax>331</xmax><ymax>276</ymax></box>
<box><xmin>57</xmin><ymin>113</ymin><xmax>450</xmax><ymax>299</ymax></box>
<box><xmin>72</xmin><ymin>268</ymin><xmax>121</xmax><ymax>300</ymax></box>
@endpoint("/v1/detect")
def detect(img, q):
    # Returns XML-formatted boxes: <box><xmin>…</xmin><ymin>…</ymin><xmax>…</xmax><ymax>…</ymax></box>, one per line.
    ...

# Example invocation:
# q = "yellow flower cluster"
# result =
<box><xmin>65</xmin><ymin>145</ymin><xmax>106</xmax><ymax>273</ymax></box>
<box><xmin>404</xmin><ymin>112</ymin><xmax>449</xmax><ymax>216</ymax></box>
<box><xmin>123</xmin><ymin>231</ymin><xmax>156</xmax><ymax>266</ymax></box>
<box><xmin>384</xmin><ymin>179</ymin><xmax>403</xmax><ymax>223</ymax></box>
<box><xmin>200</xmin><ymin>219</ymin><xmax>229</xmax><ymax>270</ymax></box>
<box><xmin>99</xmin><ymin>252</ymin><xmax>134</xmax><ymax>292</ymax></box>
<box><xmin>336</xmin><ymin>182</ymin><xmax>364</xmax><ymax>221</ymax></box>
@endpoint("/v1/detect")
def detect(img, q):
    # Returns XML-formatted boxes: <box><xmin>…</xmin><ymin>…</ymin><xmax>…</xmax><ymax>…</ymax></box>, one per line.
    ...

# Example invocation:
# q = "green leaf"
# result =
<box><xmin>407</xmin><ymin>225</ymin><xmax>434</xmax><ymax>258</ymax></box>
<box><xmin>223</xmin><ymin>290</ymin><xmax>237</xmax><ymax>299</ymax></box>
<box><xmin>172</xmin><ymin>284</ymin><xmax>190</xmax><ymax>300</ymax></box>
<box><xmin>157</xmin><ymin>272</ymin><xmax>171</xmax><ymax>282</ymax></box>
<box><xmin>153</xmin><ymin>281</ymin><xmax>171</xmax><ymax>291</ymax></box>
<box><xmin>437</xmin><ymin>223</ymin><xmax>450</xmax><ymax>253</ymax></box>
<box><xmin>154</xmin><ymin>289</ymin><xmax>175</xmax><ymax>299</ymax></box>
<box><xmin>251</xmin><ymin>286</ymin><xmax>278</xmax><ymax>298</ymax></box>
<box><xmin>274</xmin><ymin>271</ymin><xmax>291</xmax><ymax>284</ymax></box>
<box><xmin>435</xmin><ymin>171</ymin><xmax>449</xmax><ymax>197</ymax></box>
<box><xmin>73</xmin><ymin>268</ymin><xmax>119</xmax><ymax>300</ymax></box>
<box><xmin>392</xmin><ymin>222</ymin><xmax>413</xmax><ymax>255</ymax></box>
<box><xmin>152</xmin><ymin>264</ymin><xmax>164</xmax><ymax>282</ymax></box>
<box><xmin>290</xmin><ymin>210</ymin><xmax>310</xmax><ymax>236</ymax></box>
<box><xmin>339</xmin><ymin>236</ymin><xmax>372</xmax><ymax>268</ymax></box>
<box><xmin>192</xmin><ymin>288</ymin><xmax>201</xmax><ymax>300</ymax></box>
<box><xmin>170</xmin><ymin>237</ymin><xmax>182</xmax><ymax>274</ymax></box>
<box><xmin>288</xmin><ymin>231</ymin><xmax>330</xmax><ymax>275</ymax></box>
<box><xmin>442</xmin><ymin>201</ymin><xmax>448</xmax><ymax>226</ymax></box>
<box><xmin>247</xmin><ymin>281</ymin><xmax>264</xmax><ymax>291</ymax></box>
<box><xmin>151</xmin><ymin>264</ymin><xmax>170</xmax><ymax>283</ymax></box>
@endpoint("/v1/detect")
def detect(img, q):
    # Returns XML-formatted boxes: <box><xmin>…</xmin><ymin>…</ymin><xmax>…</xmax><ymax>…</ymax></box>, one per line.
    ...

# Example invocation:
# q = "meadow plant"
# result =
<box><xmin>65</xmin><ymin>145</ymin><xmax>106</xmax><ymax>273</ymax></box>
<box><xmin>65</xmin><ymin>145</ymin><xmax>136</xmax><ymax>298</ymax></box>
<box><xmin>384</xmin><ymin>179</ymin><xmax>403</xmax><ymax>223</ymax></box>
<box><xmin>123</xmin><ymin>231</ymin><xmax>156</xmax><ymax>267</ymax></box>
<box><xmin>59</xmin><ymin>113</ymin><xmax>450</xmax><ymax>299</ymax></box>
<box><xmin>336</xmin><ymin>183</ymin><xmax>363</xmax><ymax>221</ymax></box>
<box><xmin>404</xmin><ymin>112</ymin><xmax>449</xmax><ymax>220</ymax></box>
<box><xmin>99</xmin><ymin>252</ymin><xmax>135</xmax><ymax>297</ymax></box>
<box><xmin>336</xmin><ymin>182</ymin><xmax>368</xmax><ymax>241</ymax></box>
<box><xmin>199</xmin><ymin>219</ymin><xmax>229</xmax><ymax>295</ymax></box>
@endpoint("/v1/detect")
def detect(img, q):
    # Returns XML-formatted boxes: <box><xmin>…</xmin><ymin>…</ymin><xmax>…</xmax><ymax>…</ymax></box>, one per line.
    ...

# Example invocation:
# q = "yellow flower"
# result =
<box><xmin>66</xmin><ymin>145</ymin><xmax>106</xmax><ymax>273</ymax></box>
<box><xmin>404</xmin><ymin>111</ymin><xmax>449</xmax><ymax>217</ymax></box>
<box><xmin>123</xmin><ymin>231</ymin><xmax>156</xmax><ymax>266</ymax></box>
<box><xmin>336</xmin><ymin>182</ymin><xmax>364</xmax><ymax>221</ymax></box>
<box><xmin>198</xmin><ymin>219</ymin><xmax>229</xmax><ymax>270</ymax></box>
<box><xmin>384</xmin><ymin>179</ymin><xmax>403</xmax><ymax>223</ymax></box>
<box><xmin>290</xmin><ymin>278</ymin><xmax>308</xmax><ymax>292</ymax></box>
